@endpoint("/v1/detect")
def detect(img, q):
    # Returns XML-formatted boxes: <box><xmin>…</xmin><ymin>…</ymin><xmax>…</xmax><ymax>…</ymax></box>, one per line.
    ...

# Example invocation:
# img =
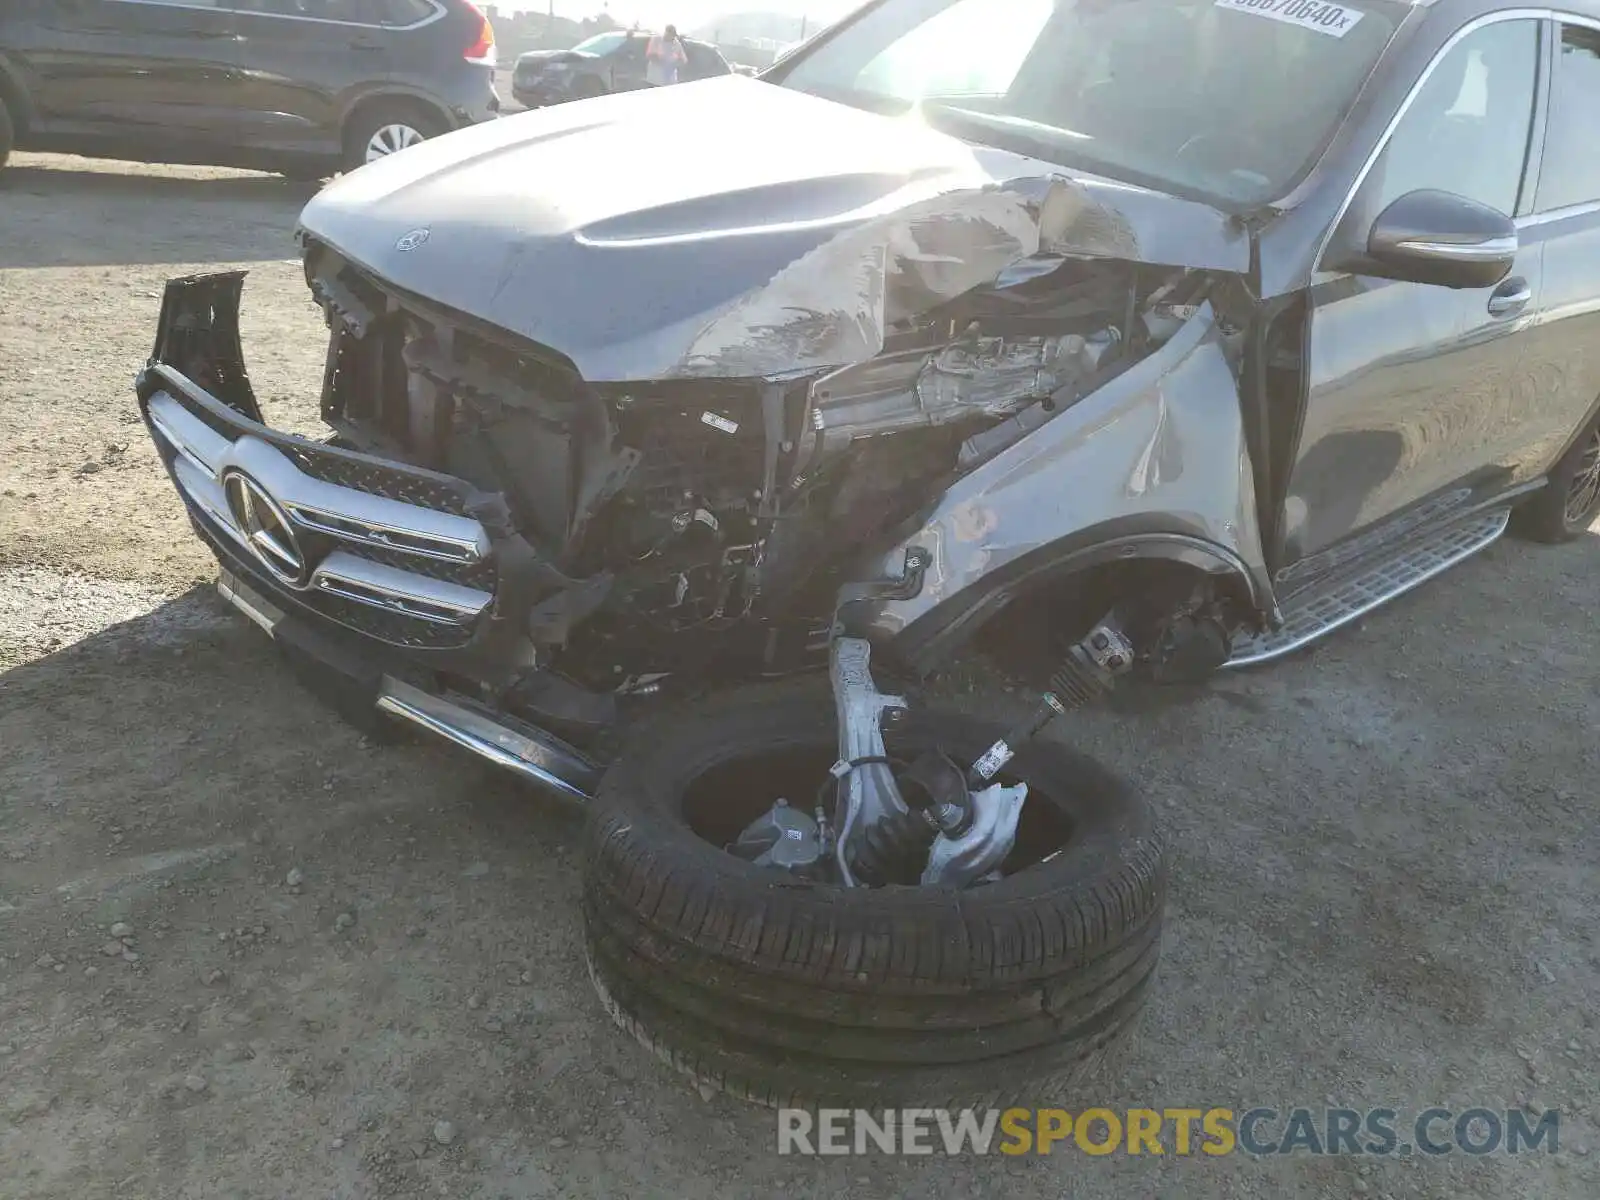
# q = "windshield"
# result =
<box><xmin>572</xmin><ymin>31</ymin><xmax>629</xmax><ymax>56</ymax></box>
<box><xmin>776</xmin><ymin>0</ymin><xmax>1404</xmax><ymax>205</ymax></box>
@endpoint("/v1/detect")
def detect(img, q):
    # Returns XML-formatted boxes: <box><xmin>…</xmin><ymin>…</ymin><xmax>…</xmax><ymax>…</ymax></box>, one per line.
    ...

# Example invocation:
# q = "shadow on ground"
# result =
<box><xmin>3</xmin><ymin>538</ymin><xmax>1597</xmax><ymax>1196</ymax></box>
<box><xmin>0</xmin><ymin>160</ymin><xmax>317</xmax><ymax>268</ymax></box>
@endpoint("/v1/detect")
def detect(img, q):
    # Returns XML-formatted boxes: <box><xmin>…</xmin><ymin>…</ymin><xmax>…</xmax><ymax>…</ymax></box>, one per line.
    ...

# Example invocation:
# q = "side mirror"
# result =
<box><xmin>1362</xmin><ymin>189</ymin><xmax>1517</xmax><ymax>289</ymax></box>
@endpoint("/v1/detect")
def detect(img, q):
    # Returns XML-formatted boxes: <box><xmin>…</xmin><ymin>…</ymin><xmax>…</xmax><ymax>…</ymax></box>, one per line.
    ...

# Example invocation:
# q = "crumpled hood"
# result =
<box><xmin>300</xmin><ymin>76</ymin><xmax>1249</xmax><ymax>382</ymax></box>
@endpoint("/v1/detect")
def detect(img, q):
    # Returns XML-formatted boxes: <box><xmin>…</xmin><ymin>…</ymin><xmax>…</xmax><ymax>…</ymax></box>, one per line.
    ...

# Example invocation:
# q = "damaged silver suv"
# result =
<box><xmin>136</xmin><ymin>0</ymin><xmax>1600</xmax><ymax>1104</ymax></box>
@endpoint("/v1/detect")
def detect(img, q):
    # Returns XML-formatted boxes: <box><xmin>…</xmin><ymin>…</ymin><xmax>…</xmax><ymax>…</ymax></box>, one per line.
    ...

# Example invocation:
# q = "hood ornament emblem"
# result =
<box><xmin>395</xmin><ymin>227</ymin><xmax>431</xmax><ymax>252</ymax></box>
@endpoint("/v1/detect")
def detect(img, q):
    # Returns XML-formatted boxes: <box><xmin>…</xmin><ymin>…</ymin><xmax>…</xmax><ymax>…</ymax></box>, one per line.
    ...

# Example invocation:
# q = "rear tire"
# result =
<box><xmin>581</xmin><ymin>688</ymin><xmax>1166</xmax><ymax>1108</ymax></box>
<box><xmin>1512</xmin><ymin>413</ymin><xmax>1600</xmax><ymax>543</ymax></box>
<box><xmin>341</xmin><ymin>100</ymin><xmax>447</xmax><ymax>173</ymax></box>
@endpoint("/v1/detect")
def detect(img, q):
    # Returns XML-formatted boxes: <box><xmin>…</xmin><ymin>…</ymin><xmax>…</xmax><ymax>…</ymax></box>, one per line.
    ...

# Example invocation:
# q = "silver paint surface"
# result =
<box><xmin>849</xmin><ymin>305</ymin><xmax>1272</xmax><ymax>653</ymax></box>
<box><xmin>298</xmin><ymin>76</ymin><xmax>1249</xmax><ymax>382</ymax></box>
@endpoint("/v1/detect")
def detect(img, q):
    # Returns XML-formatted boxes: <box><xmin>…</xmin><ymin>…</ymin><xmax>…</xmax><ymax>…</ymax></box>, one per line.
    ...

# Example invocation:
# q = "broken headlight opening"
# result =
<box><xmin>806</xmin><ymin>324</ymin><xmax>1121</xmax><ymax>445</ymax></box>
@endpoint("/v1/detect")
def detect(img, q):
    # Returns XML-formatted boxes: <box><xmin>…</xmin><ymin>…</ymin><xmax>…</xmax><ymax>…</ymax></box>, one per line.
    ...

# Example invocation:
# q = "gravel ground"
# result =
<box><xmin>1</xmin><ymin>151</ymin><xmax>1597</xmax><ymax>1200</ymax></box>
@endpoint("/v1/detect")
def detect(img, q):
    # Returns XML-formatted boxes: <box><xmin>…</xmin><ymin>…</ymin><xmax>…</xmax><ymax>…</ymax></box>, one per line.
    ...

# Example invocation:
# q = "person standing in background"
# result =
<box><xmin>645</xmin><ymin>25</ymin><xmax>688</xmax><ymax>86</ymax></box>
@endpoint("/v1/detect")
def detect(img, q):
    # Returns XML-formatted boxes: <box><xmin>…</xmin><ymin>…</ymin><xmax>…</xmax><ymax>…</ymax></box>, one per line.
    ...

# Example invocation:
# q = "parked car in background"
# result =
<box><xmin>511</xmin><ymin>31</ymin><xmax>731</xmax><ymax>107</ymax></box>
<box><xmin>0</xmin><ymin>0</ymin><xmax>500</xmax><ymax>178</ymax></box>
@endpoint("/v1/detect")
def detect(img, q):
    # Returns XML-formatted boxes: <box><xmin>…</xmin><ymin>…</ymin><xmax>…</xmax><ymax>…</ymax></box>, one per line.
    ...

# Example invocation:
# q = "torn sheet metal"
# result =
<box><xmin>673</xmin><ymin>176</ymin><xmax>1141</xmax><ymax>379</ymax></box>
<box><xmin>297</xmin><ymin>77</ymin><xmax>1250</xmax><ymax>383</ymax></box>
<box><xmin>843</xmin><ymin>305</ymin><xmax>1275</xmax><ymax>671</ymax></box>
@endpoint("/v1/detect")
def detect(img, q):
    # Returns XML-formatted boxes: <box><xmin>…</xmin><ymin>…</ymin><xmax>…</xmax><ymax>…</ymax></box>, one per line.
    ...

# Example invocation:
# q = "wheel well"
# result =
<box><xmin>0</xmin><ymin>66</ymin><xmax>30</xmax><ymax>138</ymax></box>
<box><xmin>974</xmin><ymin>558</ymin><xmax>1251</xmax><ymax>683</ymax></box>
<box><xmin>341</xmin><ymin>93</ymin><xmax>450</xmax><ymax>148</ymax></box>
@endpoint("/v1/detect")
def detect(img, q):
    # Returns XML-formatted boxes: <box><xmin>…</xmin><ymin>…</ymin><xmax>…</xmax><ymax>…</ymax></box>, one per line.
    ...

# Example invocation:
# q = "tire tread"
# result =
<box><xmin>580</xmin><ymin>689</ymin><xmax>1166</xmax><ymax>1106</ymax></box>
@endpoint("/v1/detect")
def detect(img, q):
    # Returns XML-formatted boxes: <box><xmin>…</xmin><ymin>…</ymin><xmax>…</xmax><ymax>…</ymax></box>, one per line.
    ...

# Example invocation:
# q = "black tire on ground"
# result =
<box><xmin>581</xmin><ymin>688</ymin><xmax>1166</xmax><ymax>1108</ymax></box>
<box><xmin>0</xmin><ymin>97</ymin><xmax>14</xmax><ymax>172</ymax></box>
<box><xmin>1512</xmin><ymin>410</ymin><xmax>1600</xmax><ymax>543</ymax></box>
<box><xmin>341</xmin><ymin>100</ymin><xmax>448</xmax><ymax>173</ymax></box>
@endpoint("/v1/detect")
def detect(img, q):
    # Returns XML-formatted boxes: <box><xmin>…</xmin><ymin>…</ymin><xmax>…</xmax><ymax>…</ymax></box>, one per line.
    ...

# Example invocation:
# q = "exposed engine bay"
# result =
<box><xmin>304</xmin><ymin>234</ymin><xmax>1214</xmax><ymax>709</ymax></box>
<box><xmin>306</xmin><ymin>218</ymin><xmax>1180</xmax><ymax>889</ymax></box>
<box><xmin>138</xmin><ymin>98</ymin><xmax>1274</xmax><ymax>894</ymax></box>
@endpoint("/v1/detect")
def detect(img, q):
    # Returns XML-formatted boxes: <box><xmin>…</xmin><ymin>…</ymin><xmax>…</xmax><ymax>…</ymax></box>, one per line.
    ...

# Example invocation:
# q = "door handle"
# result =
<box><xmin>351</xmin><ymin>42</ymin><xmax>384</xmax><ymax>53</ymax></box>
<box><xmin>1488</xmin><ymin>278</ymin><xmax>1531</xmax><ymax>317</ymax></box>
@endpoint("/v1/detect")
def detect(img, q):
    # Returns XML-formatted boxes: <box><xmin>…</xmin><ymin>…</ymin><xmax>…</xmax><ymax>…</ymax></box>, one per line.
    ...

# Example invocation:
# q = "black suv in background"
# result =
<box><xmin>0</xmin><ymin>0</ymin><xmax>500</xmax><ymax>178</ymax></box>
<box><xmin>512</xmin><ymin>31</ymin><xmax>732</xmax><ymax>108</ymax></box>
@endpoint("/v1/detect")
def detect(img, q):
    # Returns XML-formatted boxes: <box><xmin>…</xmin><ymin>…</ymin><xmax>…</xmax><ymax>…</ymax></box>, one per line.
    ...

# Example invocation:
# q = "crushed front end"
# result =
<box><xmin>286</xmin><ymin>220</ymin><xmax>1209</xmax><ymax>694</ymax></box>
<box><xmin>135</xmin><ymin>158</ymin><xmax>1260</xmax><ymax>807</ymax></box>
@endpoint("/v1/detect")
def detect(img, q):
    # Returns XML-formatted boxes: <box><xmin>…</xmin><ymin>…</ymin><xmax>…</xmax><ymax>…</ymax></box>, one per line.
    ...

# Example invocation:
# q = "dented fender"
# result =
<box><xmin>846</xmin><ymin>303</ymin><xmax>1276</xmax><ymax>672</ymax></box>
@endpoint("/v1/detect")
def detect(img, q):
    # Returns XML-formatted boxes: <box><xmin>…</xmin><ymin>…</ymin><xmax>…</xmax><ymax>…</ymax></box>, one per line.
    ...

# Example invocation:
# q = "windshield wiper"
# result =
<box><xmin>916</xmin><ymin>101</ymin><xmax>1251</xmax><ymax>213</ymax></box>
<box><xmin>917</xmin><ymin>101</ymin><xmax>1101</xmax><ymax>167</ymax></box>
<box><xmin>790</xmin><ymin>82</ymin><xmax>913</xmax><ymax>118</ymax></box>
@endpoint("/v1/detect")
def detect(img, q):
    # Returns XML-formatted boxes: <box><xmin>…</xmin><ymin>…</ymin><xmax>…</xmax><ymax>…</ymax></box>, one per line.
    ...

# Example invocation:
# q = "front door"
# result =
<box><xmin>681</xmin><ymin>42</ymin><xmax>730</xmax><ymax>82</ymax></box>
<box><xmin>25</xmin><ymin>0</ymin><xmax>241</xmax><ymax>140</ymax></box>
<box><xmin>607</xmin><ymin>34</ymin><xmax>651</xmax><ymax>91</ymax></box>
<box><xmin>229</xmin><ymin>0</ymin><xmax>381</xmax><ymax>155</ymax></box>
<box><xmin>1281</xmin><ymin>16</ymin><xmax>1547</xmax><ymax>565</ymax></box>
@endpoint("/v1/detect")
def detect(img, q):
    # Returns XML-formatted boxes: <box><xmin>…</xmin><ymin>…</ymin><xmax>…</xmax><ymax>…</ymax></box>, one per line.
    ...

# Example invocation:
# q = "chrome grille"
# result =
<box><xmin>145</xmin><ymin>384</ymin><xmax>496</xmax><ymax>650</ymax></box>
<box><xmin>282</xmin><ymin>443</ymin><xmax>475</xmax><ymax>517</ymax></box>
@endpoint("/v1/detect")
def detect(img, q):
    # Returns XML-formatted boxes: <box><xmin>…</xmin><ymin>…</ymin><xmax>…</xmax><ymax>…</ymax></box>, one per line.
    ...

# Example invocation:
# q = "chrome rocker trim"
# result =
<box><xmin>375</xmin><ymin>678</ymin><xmax>599</xmax><ymax>805</ymax></box>
<box><xmin>217</xmin><ymin>570</ymin><xmax>599</xmax><ymax>804</ymax></box>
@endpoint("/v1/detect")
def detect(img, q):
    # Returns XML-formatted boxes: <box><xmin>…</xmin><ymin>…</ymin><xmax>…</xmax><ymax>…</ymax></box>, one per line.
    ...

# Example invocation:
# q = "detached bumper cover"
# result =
<box><xmin>139</xmin><ymin>359</ymin><xmax>503</xmax><ymax>650</ymax></box>
<box><xmin>146</xmin><ymin>386</ymin><xmax>495</xmax><ymax>636</ymax></box>
<box><xmin>135</xmin><ymin>272</ymin><xmax>602</xmax><ymax>801</ymax></box>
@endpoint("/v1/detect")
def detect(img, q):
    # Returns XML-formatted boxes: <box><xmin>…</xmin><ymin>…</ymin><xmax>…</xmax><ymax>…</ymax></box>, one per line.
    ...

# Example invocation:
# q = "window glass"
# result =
<box><xmin>572</xmin><ymin>31</ymin><xmax>629</xmax><ymax>55</ymax></box>
<box><xmin>1535</xmin><ymin>24</ymin><xmax>1600</xmax><ymax>211</ymax></box>
<box><xmin>231</xmin><ymin>0</ymin><xmax>372</xmax><ymax>18</ymax></box>
<box><xmin>1367</xmin><ymin>20</ymin><xmax>1538</xmax><ymax>217</ymax></box>
<box><xmin>379</xmin><ymin>0</ymin><xmax>434</xmax><ymax>24</ymax></box>
<box><xmin>684</xmin><ymin>43</ymin><xmax>729</xmax><ymax>78</ymax></box>
<box><xmin>779</xmin><ymin>0</ymin><xmax>1405</xmax><ymax>207</ymax></box>
<box><xmin>854</xmin><ymin>0</ymin><xmax>1053</xmax><ymax>99</ymax></box>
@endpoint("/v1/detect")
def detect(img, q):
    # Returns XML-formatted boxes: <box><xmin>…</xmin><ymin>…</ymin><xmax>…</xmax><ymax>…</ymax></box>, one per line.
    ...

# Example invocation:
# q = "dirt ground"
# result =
<box><xmin>1</xmin><ymin>151</ymin><xmax>1597</xmax><ymax>1200</ymax></box>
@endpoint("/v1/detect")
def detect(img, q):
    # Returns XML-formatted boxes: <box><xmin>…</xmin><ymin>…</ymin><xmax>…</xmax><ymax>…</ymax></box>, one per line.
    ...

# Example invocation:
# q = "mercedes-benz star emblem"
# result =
<box><xmin>222</xmin><ymin>471</ymin><xmax>309</xmax><ymax>587</ymax></box>
<box><xmin>394</xmin><ymin>227</ymin><xmax>430</xmax><ymax>252</ymax></box>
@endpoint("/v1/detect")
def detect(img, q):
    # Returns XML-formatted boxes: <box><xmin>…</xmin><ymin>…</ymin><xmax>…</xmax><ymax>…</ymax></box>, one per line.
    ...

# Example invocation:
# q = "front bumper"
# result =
<box><xmin>135</xmin><ymin>273</ymin><xmax>602</xmax><ymax>802</ymax></box>
<box><xmin>144</xmin><ymin>383</ymin><xmax>495</xmax><ymax>641</ymax></box>
<box><xmin>217</xmin><ymin>569</ymin><xmax>597</xmax><ymax>803</ymax></box>
<box><xmin>443</xmin><ymin>62</ymin><xmax>503</xmax><ymax>126</ymax></box>
<box><xmin>510</xmin><ymin>77</ymin><xmax>572</xmax><ymax>107</ymax></box>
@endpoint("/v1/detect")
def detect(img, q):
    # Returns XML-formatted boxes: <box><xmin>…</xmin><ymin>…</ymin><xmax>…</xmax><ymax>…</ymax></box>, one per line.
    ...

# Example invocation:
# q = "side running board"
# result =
<box><xmin>1227</xmin><ymin>508</ymin><xmax>1510</xmax><ymax>667</ymax></box>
